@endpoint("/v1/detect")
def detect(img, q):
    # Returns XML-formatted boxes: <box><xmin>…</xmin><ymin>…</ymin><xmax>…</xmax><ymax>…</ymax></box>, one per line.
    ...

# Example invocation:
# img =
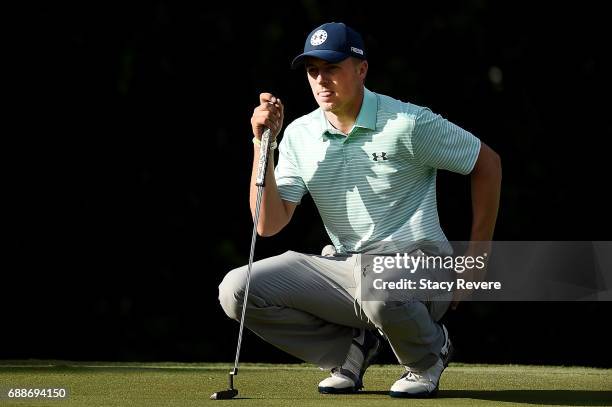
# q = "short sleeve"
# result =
<box><xmin>274</xmin><ymin>135</ymin><xmax>308</xmax><ymax>204</ymax></box>
<box><xmin>412</xmin><ymin>107</ymin><xmax>481</xmax><ymax>174</ymax></box>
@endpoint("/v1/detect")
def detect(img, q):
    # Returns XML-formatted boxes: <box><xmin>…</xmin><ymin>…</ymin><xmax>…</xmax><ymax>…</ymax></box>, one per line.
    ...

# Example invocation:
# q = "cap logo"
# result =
<box><xmin>351</xmin><ymin>47</ymin><xmax>364</xmax><ymax>55</ymax></box>
<box><xmin>310</xmin><ymin>30</ymin><xmax>328</xmax><ymax>46</ymax></box>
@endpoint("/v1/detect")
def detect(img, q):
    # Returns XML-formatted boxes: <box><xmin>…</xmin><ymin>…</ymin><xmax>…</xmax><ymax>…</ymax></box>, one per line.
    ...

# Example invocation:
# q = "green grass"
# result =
<box><xmin>0</xmin><ymin>361</ymin><xmax>611</xmax><ymax>406</ymax></box>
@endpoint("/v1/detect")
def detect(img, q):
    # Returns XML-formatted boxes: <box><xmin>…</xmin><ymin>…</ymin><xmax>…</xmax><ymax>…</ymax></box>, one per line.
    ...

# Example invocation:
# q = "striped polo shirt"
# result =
<box><xmin>275</xmin><ymin>87</ymin><xmax>481</xmax><ymax>254</ymax></box>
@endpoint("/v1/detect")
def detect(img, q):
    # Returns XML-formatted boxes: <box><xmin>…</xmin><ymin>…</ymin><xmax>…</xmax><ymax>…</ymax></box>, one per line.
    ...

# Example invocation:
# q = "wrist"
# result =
<box><xmin>253</xmin><ymin>137</ymin><xmax>278</xmax><ymax>150</ymax></box>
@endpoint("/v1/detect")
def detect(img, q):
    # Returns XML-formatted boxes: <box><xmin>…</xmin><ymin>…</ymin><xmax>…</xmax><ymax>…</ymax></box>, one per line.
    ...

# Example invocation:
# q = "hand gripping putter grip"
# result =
<box><xmin>210</xmin><ymin>128</ymin><xmax>273</xmax><ymax>400</ymax></box>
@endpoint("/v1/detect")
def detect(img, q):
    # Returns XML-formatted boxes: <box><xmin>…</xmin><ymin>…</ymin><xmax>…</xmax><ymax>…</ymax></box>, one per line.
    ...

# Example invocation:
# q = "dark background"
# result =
<box><xmin>5</xmin><ymin>1</ymin><xmax>611</xmax><ymax>367</ymax></box>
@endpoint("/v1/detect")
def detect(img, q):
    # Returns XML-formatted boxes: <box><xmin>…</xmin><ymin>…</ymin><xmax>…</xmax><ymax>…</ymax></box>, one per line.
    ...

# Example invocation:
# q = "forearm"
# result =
<box><xmin>451</xmin><ymin>146</ymin><xmax>501</xmax><ymax>308</ymax></box>
<box><xmin>469</xmin><ymin>146</ymin><xmax>502</xmax><ymax>243</ymax></box>
<box><xmin>250</xmin><ymin>146</ymin><xmax>290</xmax><ymax>236</ymax></box>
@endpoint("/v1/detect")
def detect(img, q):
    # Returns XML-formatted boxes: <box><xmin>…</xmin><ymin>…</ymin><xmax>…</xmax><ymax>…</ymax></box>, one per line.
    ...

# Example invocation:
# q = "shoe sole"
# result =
<box><xmin>318</xmin><ymin>386</ymin><xmax>359</xmax><ymax>394</ymax></box>
<box><xmin>389</xmin><ymin>387</ymin><xmax>439</xmax><ymax>398</ymax></box>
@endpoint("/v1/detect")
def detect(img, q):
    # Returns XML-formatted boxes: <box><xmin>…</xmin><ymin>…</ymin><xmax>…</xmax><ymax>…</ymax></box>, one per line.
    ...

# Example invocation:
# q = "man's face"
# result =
<box><xmin>304</xmin><ymin>57</ymin><xmax>368</xmax><ymax>114</ymax></box>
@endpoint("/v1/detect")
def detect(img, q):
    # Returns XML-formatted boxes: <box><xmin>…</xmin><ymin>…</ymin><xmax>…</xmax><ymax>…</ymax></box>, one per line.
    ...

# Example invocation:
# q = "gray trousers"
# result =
<box><xmin>218</xmin><ymin>250</ymin><xmax>450</xmax><ymax>371</ymax></box>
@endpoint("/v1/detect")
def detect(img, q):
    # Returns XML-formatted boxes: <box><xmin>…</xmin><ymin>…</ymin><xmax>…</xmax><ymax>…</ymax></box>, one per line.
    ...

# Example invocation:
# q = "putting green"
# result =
<box><xmin>1</xmin><ymin>361</ymin><xmax>610</xmax><ymax>406</ymax></box>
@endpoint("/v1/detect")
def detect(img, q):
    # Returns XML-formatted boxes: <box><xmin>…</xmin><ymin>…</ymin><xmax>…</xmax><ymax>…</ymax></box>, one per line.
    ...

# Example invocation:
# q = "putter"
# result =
<box><xmin>211</xmin><ymin>128</ymin><xmax>273</xmax><ymax>400</ymax></box>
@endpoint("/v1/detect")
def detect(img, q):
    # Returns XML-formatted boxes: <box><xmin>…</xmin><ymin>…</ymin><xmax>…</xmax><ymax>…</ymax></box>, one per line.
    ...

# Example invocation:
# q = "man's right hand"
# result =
<box><xmin>251</xmin><ymin>93</ymin><xmax>284</xmax><ymax>141</ymax></box>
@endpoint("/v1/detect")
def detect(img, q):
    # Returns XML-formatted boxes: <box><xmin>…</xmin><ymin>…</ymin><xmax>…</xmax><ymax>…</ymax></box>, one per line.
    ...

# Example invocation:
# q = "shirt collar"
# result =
<box><xmin>319</xmin><ymin>87</ymin><xmax>378</xmax><ymax>139</ymax></box>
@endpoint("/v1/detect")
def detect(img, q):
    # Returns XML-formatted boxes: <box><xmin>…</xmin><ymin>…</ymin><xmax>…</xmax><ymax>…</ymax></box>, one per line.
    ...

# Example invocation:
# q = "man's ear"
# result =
<box><xmin>359</xmin><ymin>60</ymin><xmax>368</xmax><ymax>79</ymax></box>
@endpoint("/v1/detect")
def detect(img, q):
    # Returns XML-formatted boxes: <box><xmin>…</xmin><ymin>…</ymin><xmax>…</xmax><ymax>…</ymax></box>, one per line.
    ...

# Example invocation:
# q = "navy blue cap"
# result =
<box><xmin>291</xmin><ymin>22</ymin><xmax>366</xmax><ymax>69</ymax></box>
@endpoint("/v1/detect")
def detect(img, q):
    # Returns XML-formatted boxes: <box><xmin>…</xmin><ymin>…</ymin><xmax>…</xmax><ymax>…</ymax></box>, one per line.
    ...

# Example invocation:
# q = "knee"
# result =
<box><xmin>218</xmin><ymin>267</ymin><xmax>246</xmax><ymax>321</ymax></box>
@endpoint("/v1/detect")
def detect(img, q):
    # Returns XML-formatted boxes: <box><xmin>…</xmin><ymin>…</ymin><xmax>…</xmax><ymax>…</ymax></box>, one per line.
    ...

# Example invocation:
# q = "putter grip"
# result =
<box><xmin>255</xmin><ymin>128</ymin><xmax>272</xmax><ymax>187</ymax></box>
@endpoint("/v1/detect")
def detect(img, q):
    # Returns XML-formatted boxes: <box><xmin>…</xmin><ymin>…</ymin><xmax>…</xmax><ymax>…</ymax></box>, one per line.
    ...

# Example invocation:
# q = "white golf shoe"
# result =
<box><xmin>318</xmin><ymin>328</ymin><xmax>381</xmax><ymax>394</ymax></box>
<box><xmin>389</xmin><ymin>324</ymin><xmax>453</xmax><ymax>398</ymax></box>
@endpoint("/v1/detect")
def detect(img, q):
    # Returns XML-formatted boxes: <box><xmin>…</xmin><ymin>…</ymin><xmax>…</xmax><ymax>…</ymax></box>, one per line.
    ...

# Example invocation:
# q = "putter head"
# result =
<box><xmin>210</xmin><ymin>389</ymin><xmax>238</xmax><ymax>400</ymax></box>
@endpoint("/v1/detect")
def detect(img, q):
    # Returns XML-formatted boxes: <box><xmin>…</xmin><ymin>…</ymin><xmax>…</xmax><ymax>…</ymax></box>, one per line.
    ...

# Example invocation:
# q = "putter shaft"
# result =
<box><xmin>233</xmin><ymin>129</ymin><xmax>271</xmax><ymax>373</ymax></box>
<box><xmin>211</xmin><ymin>129</ymin><xmax>272</xmax><ymax>401</ymax></box>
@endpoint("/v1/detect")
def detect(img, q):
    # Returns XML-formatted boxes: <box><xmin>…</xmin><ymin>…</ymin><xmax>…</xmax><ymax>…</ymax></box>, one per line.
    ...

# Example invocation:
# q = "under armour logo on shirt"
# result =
<box><xmin>372</xmin><ymin>152</ymin><xmax>388</xmax><ymax>161</ymax></box>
